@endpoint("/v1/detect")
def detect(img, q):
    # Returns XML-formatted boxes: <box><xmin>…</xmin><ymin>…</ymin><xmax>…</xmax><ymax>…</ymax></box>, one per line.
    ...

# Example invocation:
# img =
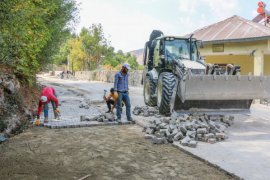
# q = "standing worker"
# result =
<box><xmin>103</xmin><ymin>88</ymin><xmax>118</xmax><ymax>113</ymax></box>
<box><xmin>114</xmin><ymin>63</ymin><xmax>133</xmax><ymax>122</ymax></box>
<box><xmin>35</xmin><ymin>86</ymin><xmax>60</xmax><ymax>125</ymax></box>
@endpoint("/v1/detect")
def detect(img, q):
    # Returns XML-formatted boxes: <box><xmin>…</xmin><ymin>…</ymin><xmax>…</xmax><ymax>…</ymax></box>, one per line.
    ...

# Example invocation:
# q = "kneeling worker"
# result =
<box><xmin>103</xmin><ymin>88</ymin><xmax>118</xmax><ymax>113</ymax></box>
<box><xmin>36</xmin><ymin>86</ymin><xmax>60</xmax><ymax>125</ymax></box>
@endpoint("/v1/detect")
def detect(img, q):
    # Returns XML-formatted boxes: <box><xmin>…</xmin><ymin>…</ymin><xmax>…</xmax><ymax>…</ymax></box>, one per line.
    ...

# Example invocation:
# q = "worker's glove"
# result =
<box><xmin>55</xmin><ymin>108</ymin><xmax>60</xmax><ymax>113</ymax></box>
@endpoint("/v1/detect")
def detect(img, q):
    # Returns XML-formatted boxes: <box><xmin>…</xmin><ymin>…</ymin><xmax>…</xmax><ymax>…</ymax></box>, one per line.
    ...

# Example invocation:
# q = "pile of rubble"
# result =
<box><xmin>134</xmin><ymin>106</ymin><xmax>234</xmax><ymax>148</ymax></box>
<box><xmin>133</xmin><ymin>106</ymin><xmax>159</xmax><ymax>117</ymax></box>
<box><xmin>80</xmin><ymin>112</ymin><xmax>115</xmax><ymax>122</ymax></box>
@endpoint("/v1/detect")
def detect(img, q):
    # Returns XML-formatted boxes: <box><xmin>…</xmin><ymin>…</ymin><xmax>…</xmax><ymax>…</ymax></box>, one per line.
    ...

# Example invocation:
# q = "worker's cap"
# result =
<box><xmin>122</xmin><ymin>63</ymin><xmax>131</xmax><ymax>70</ymax></box>
<box><xmin>40</xmin><ymin>96</ymin><xmax>48</xmax><ymax>103</ymax></box>
<box><xmin>110</xmin><ymin>88</ymin><xmax>115</xmax><ymax>93</ymax></box>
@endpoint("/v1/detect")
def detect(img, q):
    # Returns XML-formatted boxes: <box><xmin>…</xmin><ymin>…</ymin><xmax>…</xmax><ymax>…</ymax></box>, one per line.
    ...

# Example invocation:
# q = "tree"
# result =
<box><xmin>0</xmin><ymin>0</ymin><xmax>78</xmax><ymax>82</ymax></box>
<box><xmin>80</xmin><ymin>24</ymin><xmax>109</xmax><ymax>70</ymax></box>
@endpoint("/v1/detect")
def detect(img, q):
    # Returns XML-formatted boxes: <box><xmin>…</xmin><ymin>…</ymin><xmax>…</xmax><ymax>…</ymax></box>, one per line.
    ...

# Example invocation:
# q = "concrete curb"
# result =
<box><xmin>41</xmin><ymin>121</ymin><xmax>135</xmax><ymax>129</ymax></box>
<box><xmin>134</xmin><ymin>119</ymin><xmax>242</xmax><ymax>180</ymax></box>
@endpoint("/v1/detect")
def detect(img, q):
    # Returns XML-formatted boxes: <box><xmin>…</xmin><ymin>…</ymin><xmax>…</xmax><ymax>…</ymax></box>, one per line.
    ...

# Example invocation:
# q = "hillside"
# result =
<box><xmin>129</xmin><ymin>49</ymin><xmax>144</xmax><ymax>65</ymax></box>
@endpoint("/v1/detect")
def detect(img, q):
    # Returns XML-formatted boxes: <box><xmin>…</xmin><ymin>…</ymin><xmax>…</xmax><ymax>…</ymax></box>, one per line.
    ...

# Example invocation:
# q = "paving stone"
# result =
<box><xmin>105</xmin><ymin>113</ymin><xmax>115</xmax><ymax>121</ymax></box>
<box><xmin>154</xmin><ymin>119</ymin><xmax>162</xmax><ymax>125</ymax></box>
<box><xmin>185</xmin><ymin>122</ymin><xmax>194</xmax><ymax>130</ymax></box>
<box><xmin>146</xmin><ymin>127</ymin><xmax>154</xmax><ymax>134</ymax></box>
<box><xmin>144</xmin><ymin>134</ymin><xmax>154</xmax><ymax>139</ymax></box>
<box><xmin>179</xmin><ymin>125</ymin><xmax>187</xmax><ymax>135</ymax></box>
<box><xmin>160</xmin><ymin>129</ymin><xmax>167</xmax><ymax>135</ymax></box>
<box><xmin>159</xmin><ymin>123</ymin><xmax>168</xmax><ymax>129</ymax></box>
<box><xmin>152</xmin><ymin>137</ymin><xmax>166</xmax><ymax>144</ymax></box>
<box><xmin>168</xmin><ymin>124</ymin><xmax>177</xmax><ymax>132</ymax></box>
<box><xmin>208</xmin><ymin>138</ymin><xmax>217</xmax><ymax>144</ymax></box>
<box><xmin>197</xmin><ymin>128</ymin><xmax>208</xmax><ymax>134</ymax></box>
<box><xmin>171</xmin><ymin>129</ymin><xmax>179</xmax><ymax>137</ymax></box>
<box><xmin>97</xmin><ymin>117</ymin><xmax>104</xmax><ymax>122</ymax></box>
<box><xmin>180</xmin><ymin>136</ymin><xmax>191</xmax><ymax>146</ymax></box>
<box><xmin>186</xmin><ymin>130</ymin><xmax>196</xmax><ymax>138</ymax></box>
<box><xmin>163</xmin><ymin>117</ymin><xmax>171</xmax><ymax>123</ymax></box>
<box><xmin>174</xmin><ymin>131</ymin><xmax>184</xmax><ymax>141</ymax></box>
<box><xmin>154</xmin><ymin>114</ymin><xmax>162</xmax><ymax>118</ymax></box>
<box><xmin>133</xmin><ymin>109</ymin><xmax>140</xmax><ymax>115</ymax></box>
<box><xmin>216</xmin><ymin>133</ymin><xmax>226</xmax><ymax>139</ymax></box>
<box><xmin>142</xmin><ymin>127</ymin><xmax>147</xmax><ymax>132</ymax></box>
<box><xmin>165</xmin><ymin>129</ymin><xmax>171</xmax><ymax>137</ymax></box>
<box><xmin>209</xmin><ymin>115</ymin><xmax>221</xmax><ymax>121</ymax></box>
<box><xmin>143</xmin><ymin>111</ymin><xmax>149</xmax><ymax>117</ymax></box>
<box><xmin>208</xmin><ymin>121</ymin><xmax>216</xmax><ymax>129</ymax></box>
<box><xmin>204</xmin><ymin>133</ymin><xmax>215</xmax><ymax>140</ymax></box>
<box><xmin>188</xmin><ymin>140</ymin><xmax>197</xmax><ymax>148</ymax></box>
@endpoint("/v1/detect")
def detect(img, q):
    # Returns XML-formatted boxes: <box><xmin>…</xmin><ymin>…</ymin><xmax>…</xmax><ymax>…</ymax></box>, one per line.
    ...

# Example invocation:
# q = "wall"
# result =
<box><xmin>205</xmin><ymin>55</ymin><xmax>253</xmax><ymax>75</ymax></box>
<box><xmin>75</xmin><ymin>70</ymin><xmax>143</xmax><ymax>86</ymax></box>
<box><xmin>199</xmin><ymin>40</ymin><xmax>270</xmax><ymax>75</ymax></box>
<box><xmin>264</xmin><ymin>55</ymin><xmax>270</xmax><ymax>75</ymax></box>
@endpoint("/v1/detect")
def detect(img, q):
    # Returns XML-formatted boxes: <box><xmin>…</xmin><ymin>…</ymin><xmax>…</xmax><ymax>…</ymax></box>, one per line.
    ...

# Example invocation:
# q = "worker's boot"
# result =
<box><xmin>44</xmin><ymin>117</ymin><xmax>49</xmax><ymax>123</ymax></box>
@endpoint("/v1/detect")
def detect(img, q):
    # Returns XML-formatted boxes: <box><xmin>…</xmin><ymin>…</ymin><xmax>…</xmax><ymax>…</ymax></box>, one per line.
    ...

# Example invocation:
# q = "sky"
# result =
<box><xmin>75</xmin><ymin>0</ymin><xmax>262</xmax><ymax>52</ymax></box>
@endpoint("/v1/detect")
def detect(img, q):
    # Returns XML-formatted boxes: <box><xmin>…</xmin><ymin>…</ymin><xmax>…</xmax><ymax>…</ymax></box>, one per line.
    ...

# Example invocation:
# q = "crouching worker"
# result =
<box><xmin>35</xmin><ymin>86</ymin><xmax>60</xmax><ymax>125</ymax></box>
<box><xmin>103</xmin><ymin>88</ymin><xmax>118</xmax><ymax>113</ymax></box>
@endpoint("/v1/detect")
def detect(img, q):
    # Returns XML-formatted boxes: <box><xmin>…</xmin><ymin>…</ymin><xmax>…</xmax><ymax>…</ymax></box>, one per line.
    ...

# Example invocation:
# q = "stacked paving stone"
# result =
<box><xmin>134</xmin><ymin>106</ymin><xmax>234</xmax><ymax>148</ymax></box>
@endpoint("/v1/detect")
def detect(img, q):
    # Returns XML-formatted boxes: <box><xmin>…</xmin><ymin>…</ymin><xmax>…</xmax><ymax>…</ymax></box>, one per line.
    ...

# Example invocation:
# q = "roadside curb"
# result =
<box><xmin>41</xmin><ymin>121</ymin><xmax>135</xmax><ymax>129</ymax></box>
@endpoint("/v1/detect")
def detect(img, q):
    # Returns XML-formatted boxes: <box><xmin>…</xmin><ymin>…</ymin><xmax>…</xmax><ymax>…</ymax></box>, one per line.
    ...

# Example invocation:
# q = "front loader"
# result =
<box><xmin>143</xmin><ymin>30</ymin><xmax>270</xmax><ymax>115</ymax></box>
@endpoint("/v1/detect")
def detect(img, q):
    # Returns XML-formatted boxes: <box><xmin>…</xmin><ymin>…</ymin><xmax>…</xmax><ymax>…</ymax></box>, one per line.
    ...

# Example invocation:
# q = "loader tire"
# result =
<box><xmin>144</xmin><ymin>76</ymin><xmax>157</xmax><ymax>106</ymax></box>
<box><xmin>157</xmin><ymin>72</ymin><xmax>176</xmax><ymax>115</ymax></box>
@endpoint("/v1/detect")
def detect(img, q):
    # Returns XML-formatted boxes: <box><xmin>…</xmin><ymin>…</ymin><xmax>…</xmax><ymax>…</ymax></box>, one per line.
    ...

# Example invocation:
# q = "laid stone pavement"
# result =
<box><xmin>39</xmin><ymin>81</ymin><xmax>133</xmax><ymax>129</ymax></box>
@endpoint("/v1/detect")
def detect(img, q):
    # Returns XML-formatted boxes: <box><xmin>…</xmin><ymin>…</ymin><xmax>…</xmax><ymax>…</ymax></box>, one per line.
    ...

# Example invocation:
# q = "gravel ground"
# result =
<box><xmin>0</xmin><ymin>75</ymin><xmax>237</xmax><ymax>180</ymax></box>
<box><xmin>0</xmin><ymin>126</ymin><xmax>236</xmax><ymax>180</ymax></box>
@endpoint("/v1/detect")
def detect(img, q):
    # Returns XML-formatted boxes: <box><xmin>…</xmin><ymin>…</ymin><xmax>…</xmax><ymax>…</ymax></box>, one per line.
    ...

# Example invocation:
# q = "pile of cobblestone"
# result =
<box><xmin>134</xmin><ymin>106</ymin><xmax>234</xmax><ymax>148</ymax></box>
<box><xmin>133</xmin><ymin>106</ymin><xmax>159</xmax><ymax>117</ymax></box>
<box><xmin>80</xmin><ymin>112</ymin><xmax>115</xmax><ymax>122</ymax></box>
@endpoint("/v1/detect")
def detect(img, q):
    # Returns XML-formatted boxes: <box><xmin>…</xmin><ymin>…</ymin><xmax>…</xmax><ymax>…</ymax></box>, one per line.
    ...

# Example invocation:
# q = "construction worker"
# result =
<box><xmin>35</xmin><ymin>86</ymin><xmax>60</xmax><ymax>125</ymax></box>
<box><xmin>103</xmin><ymin>88</ymin><xmax>118</xmax><ymax>113</ymax></box>
<box><xmin>114</xmin><ymin>63</ymin><xmax>133</xmax><ymax>122</ymax></box>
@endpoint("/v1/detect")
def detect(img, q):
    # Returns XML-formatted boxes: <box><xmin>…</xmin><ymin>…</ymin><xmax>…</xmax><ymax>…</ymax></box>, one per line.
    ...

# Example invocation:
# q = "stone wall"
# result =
<box><xmin>75</xmin><ymin>70</ymin><xmax>143</xmax><ymax>86</ymax></box>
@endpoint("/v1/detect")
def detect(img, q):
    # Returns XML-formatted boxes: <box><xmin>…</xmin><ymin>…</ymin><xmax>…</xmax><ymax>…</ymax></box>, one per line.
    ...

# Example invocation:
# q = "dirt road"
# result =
<box><xmin>0</xmin><ymin>126</ymin><xmax>235</xmax><ymax>180</ymax></box>
<box><xmin>0</xmin><ymin>75</ymin><xmax>236</xmax><ymax>179</ymax></box>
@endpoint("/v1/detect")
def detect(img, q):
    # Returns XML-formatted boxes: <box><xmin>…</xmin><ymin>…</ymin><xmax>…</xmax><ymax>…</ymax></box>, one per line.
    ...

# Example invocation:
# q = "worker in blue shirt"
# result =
<box><xmin>114</xmin><ymin>63</ymin><xmax>133</xmax><ymax>122</ymax></box>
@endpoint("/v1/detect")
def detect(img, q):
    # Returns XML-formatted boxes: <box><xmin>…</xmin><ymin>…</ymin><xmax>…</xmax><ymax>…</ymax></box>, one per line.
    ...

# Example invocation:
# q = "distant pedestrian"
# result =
<box><xmin>35</xmin><ymin>86</ymin><xmax>60</xmax><ymax>125</ymax></box>
<box><xmin>114</xmin><ymin>63</ymin><xmax>133</xmax><ymax>122</ymax></box>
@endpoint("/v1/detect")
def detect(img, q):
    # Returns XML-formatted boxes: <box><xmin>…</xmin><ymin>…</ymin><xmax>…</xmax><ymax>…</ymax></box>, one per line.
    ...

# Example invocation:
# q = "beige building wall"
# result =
<box><xmin>199</xmin><ymin>40</ymin><xmax>270</xmax><ymax>75</ymax></box>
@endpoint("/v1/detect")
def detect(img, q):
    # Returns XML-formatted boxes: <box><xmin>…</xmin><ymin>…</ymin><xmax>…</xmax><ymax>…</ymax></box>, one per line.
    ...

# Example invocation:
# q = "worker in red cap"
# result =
<box><xmin>35</xmin><ymin>86</ymin><xmax>60</xmax><ymax>125</ymax></box>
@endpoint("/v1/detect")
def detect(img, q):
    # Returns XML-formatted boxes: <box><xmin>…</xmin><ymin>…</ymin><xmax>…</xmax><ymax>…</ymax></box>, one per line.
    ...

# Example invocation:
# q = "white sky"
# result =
<box><xmin>75</xmin><ymin>0</ymin><xmax>262</xmax><ymax>52</ymax></box>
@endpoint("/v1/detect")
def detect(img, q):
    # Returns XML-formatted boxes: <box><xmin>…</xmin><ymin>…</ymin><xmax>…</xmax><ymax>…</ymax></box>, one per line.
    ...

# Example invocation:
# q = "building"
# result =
<box><xmin>189</xmin><ymin>15</ymin><xmax>270</xmax><ymax>75</ymax></box>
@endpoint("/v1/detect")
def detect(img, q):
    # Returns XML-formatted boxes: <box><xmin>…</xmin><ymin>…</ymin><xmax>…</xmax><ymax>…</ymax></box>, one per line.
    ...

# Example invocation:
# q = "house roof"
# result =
<box><xmin>187</xmin><ymin>15</ymin><xmax>270</xmax><ymax>43</ymax></box>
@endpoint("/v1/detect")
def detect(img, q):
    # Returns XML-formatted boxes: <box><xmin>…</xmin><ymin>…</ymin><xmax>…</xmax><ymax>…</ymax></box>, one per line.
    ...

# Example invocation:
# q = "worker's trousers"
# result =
<box><xmin>44</xmin><ymin>102</ymin><xmax>57</xmax><ymax>118</ymax></box>
<box><xmin>43</xmin><ymin>92</ymin><xmax>57</xmax><ymax>118</ymax></box>
<box><xmin>116</xmin><ymin>92</ymin><xmax>131</xmax><ymax>120</ymax></box>
<box><xmin>106</xmin><ymin>99</ymin><xmax>114</xmax><ymax>111</ymax></box>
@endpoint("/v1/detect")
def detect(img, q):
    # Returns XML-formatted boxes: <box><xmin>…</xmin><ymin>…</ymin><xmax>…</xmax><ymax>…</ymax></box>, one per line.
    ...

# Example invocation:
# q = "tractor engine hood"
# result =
<box><xmin>180</xmin><ymin>60</ymin><xmax>206</xmax><ymax>70</ymax></box>
<box><xmin>179</xmin><ymin>60</ymin><xmax>206</xmax><ymax>75</ymax></box>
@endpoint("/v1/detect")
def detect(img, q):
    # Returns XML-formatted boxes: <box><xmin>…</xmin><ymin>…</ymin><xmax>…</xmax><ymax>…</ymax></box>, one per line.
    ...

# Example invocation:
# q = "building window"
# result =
<box><xmin>212</xmin><ymin>44</ymin><xmax>224</xmax><ymax>52</ymax></box>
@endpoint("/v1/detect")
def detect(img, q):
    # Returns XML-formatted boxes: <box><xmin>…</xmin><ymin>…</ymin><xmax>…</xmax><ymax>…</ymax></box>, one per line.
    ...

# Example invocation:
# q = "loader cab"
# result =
<box><xmin>152</xmin><ymin>37</ymin><xmax>200</xmax><ymax>69</ymax></box>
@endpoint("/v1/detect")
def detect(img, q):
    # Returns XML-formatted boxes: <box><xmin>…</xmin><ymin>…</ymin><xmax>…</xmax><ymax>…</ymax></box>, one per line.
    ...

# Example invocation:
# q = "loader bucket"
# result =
<box><xmin>171</xmin><ymin>74</ymin><xmax>270</xmax><ymax>114</ymax></box>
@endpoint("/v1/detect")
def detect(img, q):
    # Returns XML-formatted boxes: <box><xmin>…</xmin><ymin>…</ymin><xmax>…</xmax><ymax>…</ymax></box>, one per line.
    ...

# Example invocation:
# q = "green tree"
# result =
<box><xmin>0</xmin><ymin>0</ymin><xmax>78</xmax><ymax>82</ymax></box>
